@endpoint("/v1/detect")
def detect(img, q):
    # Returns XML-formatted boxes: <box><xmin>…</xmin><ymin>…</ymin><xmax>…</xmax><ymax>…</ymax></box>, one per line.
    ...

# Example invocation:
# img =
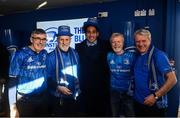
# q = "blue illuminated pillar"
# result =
<box><xmin>123</xmin><ymin>21</ymin><xmax>136</xmax><ymax>52</ymax></box>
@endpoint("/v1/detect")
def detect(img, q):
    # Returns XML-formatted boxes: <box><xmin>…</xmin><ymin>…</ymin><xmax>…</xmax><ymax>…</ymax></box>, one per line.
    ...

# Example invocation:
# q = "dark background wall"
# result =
<box><xmin>175</xmin><ymin>0</ymin><xmax>180</xmax><ymax>114</ymax></box>
<box><xmin>0</xmin><ymin>0</ymin><xmax>179</xmax><ymax>116</ymax></box>
<box><xmin>165</xmin><ymin>0</ymin><xmax>180</xmax><ymax>116</ymax></box>
<box><xmin>0</xmin><ymin>0</ymin><xmax>166</xmax><ymax>48</ymax></box>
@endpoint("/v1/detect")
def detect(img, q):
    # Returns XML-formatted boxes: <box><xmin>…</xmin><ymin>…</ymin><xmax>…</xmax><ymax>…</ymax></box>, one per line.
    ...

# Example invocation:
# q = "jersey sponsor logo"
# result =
<box><xmin>111</xmin><ymin>69</ymin><xmax>131</xmax><ymax>73</ymax></box>
<box><xmin>27</xmin><ymin>65</ymin><xmax>46</xmax><ymax>69</ymax></box>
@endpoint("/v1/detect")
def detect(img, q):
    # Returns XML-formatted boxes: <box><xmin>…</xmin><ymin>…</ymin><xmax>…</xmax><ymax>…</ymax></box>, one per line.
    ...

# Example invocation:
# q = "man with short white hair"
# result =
<box><xmin>107</xmin><ymin>33</ymin><xmax>136</xmax><ymax>117</ymax></box>
<box><xmin>133</xmin><ymin>29</ymin><xmax>177</xmax><ymax>117</ymax></box>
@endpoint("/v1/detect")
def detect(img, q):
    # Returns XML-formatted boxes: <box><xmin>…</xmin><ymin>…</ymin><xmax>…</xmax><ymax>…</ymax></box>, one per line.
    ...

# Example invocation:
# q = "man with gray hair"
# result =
<box><xmin>133</xmin><ymin>29</ymin><xmax>177</xmax><ymax>117</ymax></box>
<box><xmin>8</xmin><ymin>28</ymin><xmax>48</xmax><ymax>117</ymax></box>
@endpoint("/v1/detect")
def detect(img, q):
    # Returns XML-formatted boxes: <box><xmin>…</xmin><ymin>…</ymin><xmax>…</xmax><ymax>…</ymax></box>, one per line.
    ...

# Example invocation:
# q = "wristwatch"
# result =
<box><xmin>153</xmin><ymin>92</ymin><xmax>159</xmax><ymax>100</ymax></box>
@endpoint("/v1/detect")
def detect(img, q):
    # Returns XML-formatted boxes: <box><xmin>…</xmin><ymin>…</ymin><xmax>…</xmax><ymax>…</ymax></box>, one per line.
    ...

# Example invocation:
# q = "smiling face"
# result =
<box><xmin>134</xmin><ymin>29</ymin><xmax>152</xmax><ymax>54</ymax></box>
<box><xmin>30</xmin><ymin>33</ymin><xmax>47</xmax><ymax>53</ymax></box>
<box><xmin>135</xmin><ymin>34</ymin><xmax>151</xmax><ymax>54</ymax></box>
<box><xmin>58</xmin><ymin>36</ymin><xmax>71</xmax><ymax>52</ymax></box>
<box><xmin>111</xmin><ymin>35</ymin><xmax>124</xmax><ymax>55</ymax></box>
<box><xmin>85</xmin><ymin>26</ymin><xmax>99</xmax><ymax>43</ymax></box>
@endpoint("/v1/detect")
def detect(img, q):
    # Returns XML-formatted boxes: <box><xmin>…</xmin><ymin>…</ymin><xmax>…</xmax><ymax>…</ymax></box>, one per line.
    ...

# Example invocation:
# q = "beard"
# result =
<box><xmin>60</xmin><ymin>44</ymin><xmax>69</xmax><ymax>52</ymax></box>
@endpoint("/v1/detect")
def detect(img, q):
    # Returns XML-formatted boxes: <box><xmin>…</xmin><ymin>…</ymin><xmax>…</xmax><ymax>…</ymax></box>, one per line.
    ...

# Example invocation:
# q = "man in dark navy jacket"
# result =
<box><xmin>75</xmin><ymin>17</ymin><xmax>111</xmax><ymax>116</ymax></box>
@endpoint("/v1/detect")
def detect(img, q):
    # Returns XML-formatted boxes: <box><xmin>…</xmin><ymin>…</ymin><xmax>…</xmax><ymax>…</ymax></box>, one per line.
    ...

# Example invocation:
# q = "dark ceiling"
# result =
<box><xmin>0</xmin><ymin>0</ymin><xmax>116</xmax><ymax>16</ymax></box>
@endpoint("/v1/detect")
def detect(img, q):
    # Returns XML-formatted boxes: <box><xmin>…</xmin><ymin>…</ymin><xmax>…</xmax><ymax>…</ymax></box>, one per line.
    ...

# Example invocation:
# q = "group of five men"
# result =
<box><xmin>7</xmin><ymin>17</ymin><xmax>177</xmax><ymax>117</ymax></box>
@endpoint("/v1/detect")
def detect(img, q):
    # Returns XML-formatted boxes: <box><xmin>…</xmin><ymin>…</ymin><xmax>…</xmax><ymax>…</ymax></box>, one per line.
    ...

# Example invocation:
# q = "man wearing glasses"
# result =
<box><xmin>8</xmin><ymin>29</ymin><xmax>48</xmax><ymax>117</ymax></box>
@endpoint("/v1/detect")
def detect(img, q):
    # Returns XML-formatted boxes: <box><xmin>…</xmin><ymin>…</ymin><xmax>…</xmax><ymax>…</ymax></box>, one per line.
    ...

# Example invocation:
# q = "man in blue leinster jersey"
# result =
<box><xmin>8</xmin><ymin>29</ymin><xmax>48</xmax><ymax>117</ymax></box>
<box><xmin>107</xmin><ymin>33</ymin><xmax>136</xmax><ymax>117</ymax></box>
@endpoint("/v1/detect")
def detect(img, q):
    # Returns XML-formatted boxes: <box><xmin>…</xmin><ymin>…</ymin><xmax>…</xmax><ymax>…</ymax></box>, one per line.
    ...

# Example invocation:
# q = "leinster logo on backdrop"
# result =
<box><xmin>45</xmin><ymin>27</ymin><xmax>58</xmax><ymax>53</ymax></box>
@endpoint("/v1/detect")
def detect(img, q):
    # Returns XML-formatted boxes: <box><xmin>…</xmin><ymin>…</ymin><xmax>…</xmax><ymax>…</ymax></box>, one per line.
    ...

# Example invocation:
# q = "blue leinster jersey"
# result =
<box><xmin>107</xmin><ymin>51</ymin><xmax>136</xmax><ymax>91</ymax></box>
<box><xmin>9</xmin><ymin>46</ymin><xmax>47</xmax><ymax>95</ymax></box>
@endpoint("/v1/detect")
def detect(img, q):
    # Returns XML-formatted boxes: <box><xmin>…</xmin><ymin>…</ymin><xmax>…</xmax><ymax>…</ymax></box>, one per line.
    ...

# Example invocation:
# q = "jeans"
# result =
<box><xmin>110</xmin><ymin>89</ymin><xmax>135</xmax><ymax>117</ymax></box>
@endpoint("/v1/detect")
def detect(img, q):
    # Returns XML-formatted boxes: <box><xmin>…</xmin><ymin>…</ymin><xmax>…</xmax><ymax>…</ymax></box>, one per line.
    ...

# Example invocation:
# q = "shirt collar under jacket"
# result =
<box><xmin>86</xmin><ymin>40</ymin><xmax>97</xmax><ymax>47</ymax></box>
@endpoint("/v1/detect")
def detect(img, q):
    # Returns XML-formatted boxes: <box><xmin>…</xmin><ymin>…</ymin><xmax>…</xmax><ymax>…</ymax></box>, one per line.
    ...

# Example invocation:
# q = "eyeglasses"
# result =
<box><xmin>32</xmin><ymin>37</ymin><xmax>47</xmax><ymax>42</ymax></box>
